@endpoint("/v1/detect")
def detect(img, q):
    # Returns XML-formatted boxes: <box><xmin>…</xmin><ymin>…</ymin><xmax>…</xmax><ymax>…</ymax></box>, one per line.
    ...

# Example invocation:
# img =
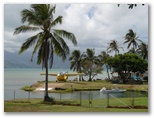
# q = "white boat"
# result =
<box><xmin>100</xmin><ymin>87</ymin><xmax>126</xmax><ymax>93</ymax></box>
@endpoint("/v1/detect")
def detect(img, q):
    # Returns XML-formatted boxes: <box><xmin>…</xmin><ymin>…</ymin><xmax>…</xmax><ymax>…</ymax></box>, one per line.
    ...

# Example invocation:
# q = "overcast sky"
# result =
<box><xmin>4</xmin><ymin>4</ymin><xmax>148</xmax><ymax>55</ymax></box>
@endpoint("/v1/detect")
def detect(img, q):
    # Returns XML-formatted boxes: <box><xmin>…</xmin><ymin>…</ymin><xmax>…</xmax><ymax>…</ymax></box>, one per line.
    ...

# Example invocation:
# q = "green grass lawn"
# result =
<box><xmin>4</xmin><ymin>97</ymin><xmax>148</xmax><ymax>112</ymax></box>
<box><xmin>5</xmin><ymin>81</ymin><xmax>148</xmax><ymax>112</ymax></box>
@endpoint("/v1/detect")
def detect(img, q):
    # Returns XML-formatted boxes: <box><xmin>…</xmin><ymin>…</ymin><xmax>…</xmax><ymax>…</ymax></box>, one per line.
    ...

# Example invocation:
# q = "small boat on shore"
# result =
<box><xmin>100</xmin><ymin>87</ymin><xmax>126</xmax><ymax>93</ymax></box>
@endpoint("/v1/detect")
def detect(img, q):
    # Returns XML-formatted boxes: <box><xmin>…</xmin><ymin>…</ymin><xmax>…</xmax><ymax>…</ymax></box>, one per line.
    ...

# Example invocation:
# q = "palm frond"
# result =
<box><xmin>119</xmin><ymin>46</ymin><xmax>124</xmax><ymax>51</ymax></box>
<box><xmin>50</xmin><ymin>16</ymin><xmax>63</xmax><ymax>28</ymax></box>
<box><xmin>49</xmin><ymin>5</ymin><xmax>56</xmax><ymax>16</ymax></box>
<box><xmin>21</xmin><ymin>9</ymin><xmax>42</xmax><ymax>25</ymax></box>
<box><xmin>127</xmin><ymin>42</ymin><xmax>132</xmax><ymax>49</ymax></box>
<box><xmin>31</xmin><ymin>32</ymin><xmax>44</xmax><ymax>61</ymax></box>
<box><xmin>53</xmin><ymin>32</ymin><xmax>70</xmax><ymax>54</ymax></box>
<box><xmin>37</xmin><ymin>45</ymin><xmax>43</xmax><ymax>65</ymax></box>
<box><xmin>37</xmin><ymin>43</ymin><xmax>46</xmax><ymax>69</ymax></box>
<box><xmin>19</xmin><ymin>34</ymin><xmax>39</xmax><ymax>54</ymax></box>
<box><xmin>53</xmin><ymin>29</ymin><xmax>77</xmax><ymax>46</ymax></box>
<box><xmin>50</xmin><ymin>33</ymin><xmax>67</xmax><ymax>61</ymax></box>
<box><xmin>70</xmin><ymin>61</ymin><xmax>77</xmax><ymax>71</ymax></box>
<box><xmin>31</xmin><ymin>4</ymin><xmax>49</xmax><ymax>20</ymax></box>
<box><xmin>14</xmin><ymin>25</ymin><xmax>39</xmax><ymax>35</ymax></box>
<box><xmin>124</xmin><ymin>39</ymin><xmax>130</xmax><ymax>44</ymax></box>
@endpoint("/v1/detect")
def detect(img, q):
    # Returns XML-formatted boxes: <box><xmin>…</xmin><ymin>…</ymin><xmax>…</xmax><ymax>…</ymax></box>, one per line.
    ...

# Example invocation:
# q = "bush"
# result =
<box><xmin>21</xmin><ymin>86</ymin><xmax>35</xmax><ymax>91</ymax></box>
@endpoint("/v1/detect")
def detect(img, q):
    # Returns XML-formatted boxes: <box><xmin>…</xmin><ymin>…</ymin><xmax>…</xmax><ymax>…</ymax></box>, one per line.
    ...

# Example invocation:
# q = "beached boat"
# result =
<box><xmin>100</xmin><ymin>87</ymin><xmax>126</xmax><ymax>93</ymax></box>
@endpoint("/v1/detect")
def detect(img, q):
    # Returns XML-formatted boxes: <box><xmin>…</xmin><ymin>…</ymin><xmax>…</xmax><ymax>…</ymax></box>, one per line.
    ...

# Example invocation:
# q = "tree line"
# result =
<box><xmin>69</xmin><ymin>29</ymin><xmax>148</xmax><ymax>83</ymax></box>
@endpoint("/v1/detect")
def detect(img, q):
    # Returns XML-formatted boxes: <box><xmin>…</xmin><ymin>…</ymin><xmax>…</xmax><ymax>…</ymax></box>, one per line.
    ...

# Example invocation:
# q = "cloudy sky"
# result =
<box><xmin>4</xmin><ymin>4</ymin><xmax>148</xmax><ymax>55</ymax></box>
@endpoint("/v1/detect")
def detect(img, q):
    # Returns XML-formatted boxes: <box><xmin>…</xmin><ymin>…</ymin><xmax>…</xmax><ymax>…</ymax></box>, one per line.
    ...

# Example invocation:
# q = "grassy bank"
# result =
<box><xmin>30</xmin><ymin>80</ymin><xmax>148</xmax><ymax>93</ymax></box>
<box><xmin>4</xmin><ymin>97</ymin><xmax>148</xmax><ymax>112</ymax></box>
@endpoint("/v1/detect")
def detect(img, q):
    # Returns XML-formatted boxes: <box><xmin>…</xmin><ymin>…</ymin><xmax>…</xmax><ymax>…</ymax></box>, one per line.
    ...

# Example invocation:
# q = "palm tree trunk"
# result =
<box><xmin>106</xmin><ymin>65</ymin><xmax>110</xmax><ymax>80</ymax></box>
<box><xmin>44</xmin><ymin>60</ymin><xmax>49</xmax><ymax>101</ymax></box>
<box><xmin>88</xmin><ymin>70</ymin><xmax>92</xmax><ymax>81</ymax></box>
<box><xmin>79</xmin><ymin>68</ymin><xmax>82</xmax><ymax>81</ymax></box>
<box><xmin>44</xmin><ymin>40</ymin><xmax>53</xmax><ymax>102</ymax></box>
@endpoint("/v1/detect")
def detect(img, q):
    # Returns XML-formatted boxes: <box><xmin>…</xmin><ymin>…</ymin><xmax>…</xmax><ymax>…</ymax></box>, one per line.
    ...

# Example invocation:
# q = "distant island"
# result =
<box><xmin>4</xmin><ymin>50</ymin><xmax>70</xmax><ymax>69</ymax></box>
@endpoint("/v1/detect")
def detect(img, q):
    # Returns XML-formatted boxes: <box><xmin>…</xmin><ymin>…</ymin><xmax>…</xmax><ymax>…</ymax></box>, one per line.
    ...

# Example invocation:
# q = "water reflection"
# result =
<box><xmin>4</xmin><ymin>90</ymin><xmax>147</xmax><ymax>100</ymax></box>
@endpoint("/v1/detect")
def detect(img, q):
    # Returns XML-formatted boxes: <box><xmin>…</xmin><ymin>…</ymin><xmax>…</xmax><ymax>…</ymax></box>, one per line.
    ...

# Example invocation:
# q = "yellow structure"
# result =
<box><xmin>40</xmin><ymin>72</ymin><xmax>84</xmax><ymax>81</ymax></box>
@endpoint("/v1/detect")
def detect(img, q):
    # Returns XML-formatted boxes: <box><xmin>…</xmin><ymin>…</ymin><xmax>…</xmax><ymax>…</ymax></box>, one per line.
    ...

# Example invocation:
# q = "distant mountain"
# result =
<box><xmin>4</xmin><ymin>50</ymin><xmax>70</xmax><ymax>69</ymax></box>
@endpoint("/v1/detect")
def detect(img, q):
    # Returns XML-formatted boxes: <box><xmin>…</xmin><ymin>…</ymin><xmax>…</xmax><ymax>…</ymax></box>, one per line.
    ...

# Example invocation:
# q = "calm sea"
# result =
<box><xmin>4</xmin><ymin>68</ymin><xmax>108</xmax><ymax>100</ymax></box>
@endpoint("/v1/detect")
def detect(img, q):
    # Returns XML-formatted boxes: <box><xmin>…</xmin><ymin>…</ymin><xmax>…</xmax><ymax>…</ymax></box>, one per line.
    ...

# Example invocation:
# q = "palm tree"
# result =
<box><xmin>107</xmin><ymin>40</ymin><xmax>124</xmax><ymax>55</ymax></box>
<box><xmin>82</xmin><ymin>48</ymin><xmax>101</xmax><ymax>81</ymax></box>
<box><xmin>127</xmin><ymin>47</ymin><xmax>137</xmax><ymax>54</ymax></box>
<box><xmin>98</xmin><ymin>51</ymin><xmax>110</xmax><ymax>80</ymax></box>
<box><xmin>69</xmin><ymin>50</ymin><xmax>84</xmax><ymax>81</ymax></box>
<box><xmin>124</xmin><ymin>29</ymin><xmax>141</xmax><ymax>50</ymax></box>
<box><xmin>14</xmin><ymin>4</ymin><xmax>77</xmax><ymax>102</ymax></box>
<box><xmin>136</xmin><ymin>41</ymin><xmax>148</xmax><ymax>60</ymax></box>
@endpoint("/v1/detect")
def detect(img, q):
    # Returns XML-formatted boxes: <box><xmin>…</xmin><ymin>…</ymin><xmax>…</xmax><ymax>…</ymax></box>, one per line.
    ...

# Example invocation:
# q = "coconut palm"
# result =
<box><xmin>137</xmin><ymin>41</ymin><xmax>148</xmax><ymax>60</ymax></box>
<box><xmin>124</xmin><ymin>29</ymin><xmax>141</xmax><ymax>50</ymax></box>
<box><xmin>14</xmin><ymin>4</ymin><xmax>77</xmax><ymax>102</ymax></box>
<box><xmin>107</xmin><ymin>40</ymin><xmax>124</xmax><ymax>55</ymax></box>
<box><xmin>69</xmin><ymin>50</ymin><xmax>84</xmax><ymax>81</ymax></box>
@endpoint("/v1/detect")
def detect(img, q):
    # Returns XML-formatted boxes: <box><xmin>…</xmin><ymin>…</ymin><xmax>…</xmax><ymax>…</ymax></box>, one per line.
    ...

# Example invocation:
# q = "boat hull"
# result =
<box><xmin>101</xmin><ymin>90</ymin><xmax>126</xmax><ymax>94</ymax></box>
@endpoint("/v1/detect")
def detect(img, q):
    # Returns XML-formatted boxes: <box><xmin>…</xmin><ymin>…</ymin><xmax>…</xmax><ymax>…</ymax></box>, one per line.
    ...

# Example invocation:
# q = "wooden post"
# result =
<box><xmin>132</xmin><ymin>90</ymin><xmax>134</xmax><ymax>107</ymax></box>
<box><xmin>14</xmin><ymin>90</ymin><xmax>15</xmax><ymax>102</ymax></box>
<box><xmin>89</xmin><ymin>91</ymin><xmax>92</xmax><ymax>107</ymax></box>
<box><xmin>60</xmin><ymin>90</ymin><xmax>61</xmax><ymax>102</ymax></box>
<box><xmin>80</xmin><ymin>91</ymin><xmax>82</xmax><ymax>106</ymax></box>
<box><xmin>28</xmin><ymin>91</ymin><xmax>30</xmax><ymax>102</ymax></box>
<box><xmin>107</xmin><ymin>92</ymin><xmax>109</xmax><ymax>107</ymax></box>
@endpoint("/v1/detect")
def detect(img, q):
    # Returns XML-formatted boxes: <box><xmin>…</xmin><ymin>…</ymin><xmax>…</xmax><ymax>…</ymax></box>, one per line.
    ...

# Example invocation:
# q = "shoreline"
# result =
<box><xmin>22</xmin><ymin>80</ymin><xmax>148</xmax><ymax>93</ymax></box>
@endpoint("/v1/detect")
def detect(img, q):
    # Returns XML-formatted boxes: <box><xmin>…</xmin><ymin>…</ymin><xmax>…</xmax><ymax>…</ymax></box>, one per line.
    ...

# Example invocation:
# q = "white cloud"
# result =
<box><xmin>4</xmin><ymin>4</ymin><xmax>148</xmax><ymax>55</ymax></box>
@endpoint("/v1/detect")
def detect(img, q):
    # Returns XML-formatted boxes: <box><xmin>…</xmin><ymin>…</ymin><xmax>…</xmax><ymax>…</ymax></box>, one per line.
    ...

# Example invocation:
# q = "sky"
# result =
<box><xmin>4</xmin><ymin>4</ymin><xmax>148</xmax><ymax>55</ymax></box>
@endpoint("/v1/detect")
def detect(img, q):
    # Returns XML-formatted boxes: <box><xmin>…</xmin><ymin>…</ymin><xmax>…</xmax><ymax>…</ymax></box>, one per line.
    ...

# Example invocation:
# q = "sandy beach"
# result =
<box><xmin>31</xmin><ymin>81</ymin><xmax>86</xmax><ymax>91</ymax></box>
<box><xmin>33</xmin><ymin>82</ymin><xmax>65</xmax><ymax>91</ymax></box>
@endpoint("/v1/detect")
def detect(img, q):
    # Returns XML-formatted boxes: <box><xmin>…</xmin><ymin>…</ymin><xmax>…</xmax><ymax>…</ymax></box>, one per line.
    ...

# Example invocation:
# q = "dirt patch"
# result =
<box><xmin>54</xmin><ymin>103</ymin><xmax>81</xmax><ymax>106</ymax></box>
<box><xmin>107</xmin><ymin>106</ymin><xmax>148</xmax><ymax>109</ymax></box>
<box><xmin>32</xmin><ymin>82</ymin><xmax>77</xmax><ymax>91</ymax></box>
<box><xmin>48</xmin><ymin>83</ymin><xmax>65</xmax><ymax>89</ymax></box>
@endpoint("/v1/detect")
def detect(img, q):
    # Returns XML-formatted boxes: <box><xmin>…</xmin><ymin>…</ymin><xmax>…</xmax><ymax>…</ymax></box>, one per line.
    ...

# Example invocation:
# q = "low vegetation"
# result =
<box><xmin>21</xmin><ymin>86</ymin><xmax>35</xmax><ymax>91</ymax></box>
<box><xmin>4</xmin><ymin>97</ymin><xmax>148</xmax><ymax>112</ymax></box>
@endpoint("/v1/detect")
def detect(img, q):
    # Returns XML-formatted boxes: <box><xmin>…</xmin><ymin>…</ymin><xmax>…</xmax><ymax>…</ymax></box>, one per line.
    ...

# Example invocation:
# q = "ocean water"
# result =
<box><xmin>4</xmin><ymin>68</ymin><xmax>146</xmax><ymax>100</ymax></box>
<box><xmin>4</xmin><ymin>68</ymin><xmax>109</xmax><ymax>100</ymax></box>
<box><xmin>4</xmin><ymin>68</ymin><xmax>108</xmax><ymax>89</ymax></box>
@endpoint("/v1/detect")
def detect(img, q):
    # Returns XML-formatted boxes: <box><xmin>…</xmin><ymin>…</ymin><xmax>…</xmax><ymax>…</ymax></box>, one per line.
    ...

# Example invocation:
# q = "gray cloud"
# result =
<box><xmin>4</xmin><ymin>4</ymin><xmax>148</xmax><ymax>55</ymax></box>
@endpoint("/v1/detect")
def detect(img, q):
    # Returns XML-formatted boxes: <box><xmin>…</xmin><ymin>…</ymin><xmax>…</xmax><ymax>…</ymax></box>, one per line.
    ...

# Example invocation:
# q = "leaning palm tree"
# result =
<box><xmin>69</xmin><ymin>50</ymin><xmax>84</xmax><ymax>81</ymax></box>
<box><xmin>124</xmin><ymin>29</ymin><xmax>141</xmax><ymax>50</ymax></box>
<box><xmin>136</xmin><ymin>41</ymin><xmax>148</xmax><ymax>60</ymax></box>
<box><xmin>14</xmin><ymin>4</ymin><xmax>77</xmax><ymax>102</ymax></box>
<box><xmin>107</xmin><ymin>40</ymin><xmax>124</xmax><ymax>55</ymax></box>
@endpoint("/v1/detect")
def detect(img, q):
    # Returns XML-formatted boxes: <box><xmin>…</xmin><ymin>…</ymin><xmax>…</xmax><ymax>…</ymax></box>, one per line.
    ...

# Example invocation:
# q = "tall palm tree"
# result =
<box><xmin>69</xmin><ymin>50</ymin><xmax>84</xmax><ymax>81</ymax></box>
<box><xmin>14</xmin><ymin>4</ymin><xmax>77</xmax><ymax>102</ymax></box>
<box><xmin>107</xmin><ymin>40</ymin><xmax>124</xmax><ymax>55</ymax></box>
<box><xmin>136</xmin><ymin>41</ymin><xmax>148</xmax><ymax>60</ymax></box>
<box><xmin>98</xmin><ymin>51</ymin><xmax>110</xmax><ymax>80</ymax></box>
<box><xmin>124</xmin><ymin>29</ymin><xmax>141</xmax><ymax>50</ymax></box>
